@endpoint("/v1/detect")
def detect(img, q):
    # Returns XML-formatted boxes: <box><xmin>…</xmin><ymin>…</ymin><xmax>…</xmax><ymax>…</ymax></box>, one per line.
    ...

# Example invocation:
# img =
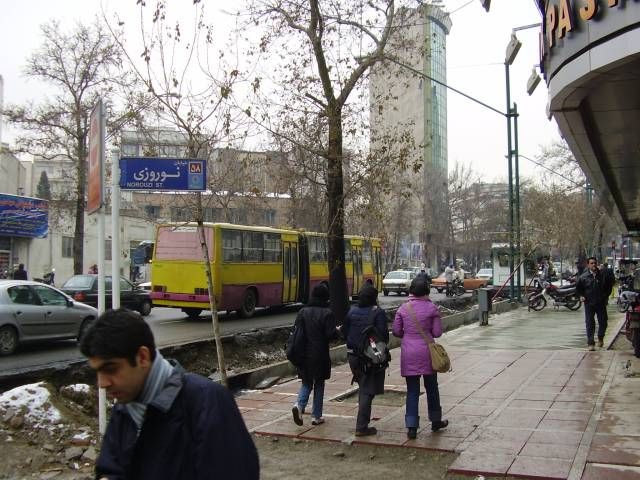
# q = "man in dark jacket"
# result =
<box><xmin>343</xmin><ymin>284</ymin><xmax>389</xmax><ymax>437</ymax></box>
<box><xmin>80</xmin><ymin>309</ymin><xmax>259</xmax><ymax>480</ymax></box>
<box><xmin>12</xmin><ymin>263</ymin><xmax>27</xmax><ymax>280</ymax></box>
<box><xmin>291</xmin><ymin>283</ymin><xmax>338</xmax><ymax>427</ymax></box>
<box><xmin>575</xmin><ymin>257</ymin><xmax>608</xmax><ymax>350</ymax></box>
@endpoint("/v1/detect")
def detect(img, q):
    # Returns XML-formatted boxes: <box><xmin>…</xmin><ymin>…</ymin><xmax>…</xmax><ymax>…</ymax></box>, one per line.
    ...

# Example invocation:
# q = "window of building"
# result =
<box><xmin>62</xmin><ymin>236</ymin><xmax>74</xmax><ymax>258</ymax></box>
<box><xmin>122</xmin><ymin>144</ymin><xmax>139</xmax><ymax>157</ymax></box>
<box><xmin>145</xmin><ymin>205</ymin><xmax>162</xmax><ymax>219</ymax></box>
<box><xmin>263</xmin><ymin>209</ymin><xmax>276</xmax><ymax>225</ymax></box>
<box><xmin>105</xmin><ymin>239</ymin><xmax>112</xmax><ymax>261</ymax></box>
<box><xmin>230</xmin><ymin>208</ymin><xmax>247</xmax><ymax>224</ymax></box>
<box><xmin>171</xmin><ymin>207</ymin><xmax>191</xmax><ymax>222</ymax></box>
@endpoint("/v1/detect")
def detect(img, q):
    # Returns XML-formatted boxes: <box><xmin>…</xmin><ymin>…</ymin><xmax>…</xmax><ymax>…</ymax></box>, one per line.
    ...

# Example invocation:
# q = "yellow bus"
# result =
<box><xmin>150</xmin><ymin>223</ymin><xmax>382</xmax><ymax>319</ymax></box>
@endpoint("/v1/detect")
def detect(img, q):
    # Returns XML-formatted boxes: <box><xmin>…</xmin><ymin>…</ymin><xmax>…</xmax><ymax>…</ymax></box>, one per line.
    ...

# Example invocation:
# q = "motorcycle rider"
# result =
<box><xmin>444</xmin><ymin>264</ymin><xmax>455</xmax><ymax>297</ymax></box>
<box><xmin>575</xmin><ymin>257</ymin><xmax>609</xmax><ymax>351</ymax></box>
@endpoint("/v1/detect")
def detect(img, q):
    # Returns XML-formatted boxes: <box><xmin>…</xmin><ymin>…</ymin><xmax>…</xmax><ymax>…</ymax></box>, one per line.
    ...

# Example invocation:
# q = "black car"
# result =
<box><xmin>61</xmin><ymin>275</ymin><xmax>153</xmax><ymax>316</ymax></box>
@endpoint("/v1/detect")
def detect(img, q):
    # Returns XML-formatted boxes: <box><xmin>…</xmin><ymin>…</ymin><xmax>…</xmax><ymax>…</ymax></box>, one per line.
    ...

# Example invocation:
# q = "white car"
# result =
<box><xmin>382</xmin><ymin>270</ymin><xmax>416</xmax><ymax>296</ymax></box>
<box><xmin>476</xmin><ymin>268</ymin><xmax>493</xmax><ymax>284</ymax></box>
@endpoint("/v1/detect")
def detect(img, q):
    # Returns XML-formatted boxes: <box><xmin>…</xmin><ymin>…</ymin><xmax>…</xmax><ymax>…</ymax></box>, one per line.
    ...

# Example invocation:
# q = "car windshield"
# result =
<box><xmin>62</xmin><ymin>275</ymin><xmax>95</xmax><ymax>289</ymax></box>
<box><xmin>385</xmin><ymin>271</ymin><xmax>407</xmax><ymax>279</ymax></box>
<box><xmin>478</xmin><ymin>269</ymin><xmax>492</xmax><ymax>275</ymax></box>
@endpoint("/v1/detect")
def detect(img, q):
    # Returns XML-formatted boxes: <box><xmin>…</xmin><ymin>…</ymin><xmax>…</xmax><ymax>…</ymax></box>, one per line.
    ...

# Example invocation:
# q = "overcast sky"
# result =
<box><xmin>0</xmin><ymin>0</ymin><xmax>561</xmax><ymax>183</ymax></box>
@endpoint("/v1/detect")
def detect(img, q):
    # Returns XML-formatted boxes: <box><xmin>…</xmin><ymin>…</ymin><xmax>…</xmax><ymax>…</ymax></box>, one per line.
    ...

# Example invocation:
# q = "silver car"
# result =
<box><xmin>0</xmin><ymin>280</ymin><xmax>98</xmax><ymax>356</ymax></box>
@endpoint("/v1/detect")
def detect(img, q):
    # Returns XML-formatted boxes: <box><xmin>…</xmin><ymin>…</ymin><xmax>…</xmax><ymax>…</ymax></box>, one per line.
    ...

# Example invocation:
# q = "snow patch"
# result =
<box><xmin>0</xmin><ymin>382</ymin><xmax>62</xmax><ymax>429</ymax></box>
<box><xmin>66</xmin><ymin>384</ymin><xmax>91</xmax><ymax>395</ymax></box>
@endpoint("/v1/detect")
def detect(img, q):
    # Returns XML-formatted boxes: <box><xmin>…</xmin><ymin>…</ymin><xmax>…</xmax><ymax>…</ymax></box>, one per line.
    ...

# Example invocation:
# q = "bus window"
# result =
<box><xmin>344</xmin><ymin>239</ymin><xmax>352</xmax><ymax>262</ymax></box>
<box><xmin>264</xmin><ymin>233</ymin><xmax>281</xmax><ymax>262</ymax></box>
<box><xmin>243</xmin><ymin>231</ymin><xmax>264</xmax><ymax>262</ymax></box>
<box><xmin>363</xmin><ymin>240</ymin><xmax>372</xmax><ymax>262</ymax></box>
<box><xmin>291</xmin><ymin>244</ymin><xmax>298</xmax><ymax>279</ymax></box>
<box><xmin>222</xmin><ymin>229</ymin><xmax>242</xmax><ymax>262</ymax></box>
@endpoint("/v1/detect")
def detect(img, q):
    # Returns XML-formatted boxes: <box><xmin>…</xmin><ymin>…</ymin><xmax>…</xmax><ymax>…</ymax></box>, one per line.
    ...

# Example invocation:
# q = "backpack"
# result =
<box><xmin>358</xmin><ymin>308</ymin><xmax>390</xmax><ymax>373</ymax></box>
<box><xmin>285</xmin><ymin>317</ymin><xmax>306</xmax><ymax>367</ymax></box>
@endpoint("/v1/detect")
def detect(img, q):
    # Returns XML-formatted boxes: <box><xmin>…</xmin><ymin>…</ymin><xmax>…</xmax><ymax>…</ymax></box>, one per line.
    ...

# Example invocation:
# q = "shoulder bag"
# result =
<box><xmin>404</xmin><ymin>302</ymin><xmax>451</xmax><ymax>373</ymax></box>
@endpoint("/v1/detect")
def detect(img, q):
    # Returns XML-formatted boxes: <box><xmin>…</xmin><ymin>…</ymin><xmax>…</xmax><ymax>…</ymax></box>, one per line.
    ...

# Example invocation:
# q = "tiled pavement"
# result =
<box><xmin>237</xmin><ymin>306</ymin><xmax>640</xmax><ymax>479</ymax></box>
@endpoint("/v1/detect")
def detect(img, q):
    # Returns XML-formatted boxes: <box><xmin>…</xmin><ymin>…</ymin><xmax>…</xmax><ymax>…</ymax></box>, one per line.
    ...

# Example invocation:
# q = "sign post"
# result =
<box><xmin>88</xmin><ymin>99</ymin><xmax>107</xmax><ymax>435</ymax></box>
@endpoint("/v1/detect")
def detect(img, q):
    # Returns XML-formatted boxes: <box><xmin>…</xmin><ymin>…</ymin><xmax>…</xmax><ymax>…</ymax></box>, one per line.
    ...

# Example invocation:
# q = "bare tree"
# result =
<box><xmin>239</xmin><ymin>0</ymin><xmax>410</xmax><ymax>322</ymax></box>
<box><xmin>4</xmin><ymin>20</ymin><xmax>125</xmax><ymax>273</ymax></box>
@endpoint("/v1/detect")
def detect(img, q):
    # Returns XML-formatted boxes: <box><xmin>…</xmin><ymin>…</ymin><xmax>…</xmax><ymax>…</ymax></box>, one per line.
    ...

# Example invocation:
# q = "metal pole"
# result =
<box><xmin>505</xmin><ymin>63</ymin><xmax>515</xmax><ymax>300</ymax></box>
<box><xmin>513</xmin><ymin>102</ymin><xmax>521</xmax><ymax>301</ymax></box>
<box><xmin>111</xmin><ymin>149</ymin><xmax>121</xmax><ymax>310</ymax></box>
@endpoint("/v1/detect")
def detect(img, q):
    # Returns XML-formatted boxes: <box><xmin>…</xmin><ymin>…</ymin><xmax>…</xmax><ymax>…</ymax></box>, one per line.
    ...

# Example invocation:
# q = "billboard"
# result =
<box><xmin>0</xmin><ymin>194</ymin><xmax>49</xmax><ymax>238</ymax></box>
<box><xmin>87</xmin><ymin>99</ymin><xmax>104</xmax><ymax>214</ymax></box>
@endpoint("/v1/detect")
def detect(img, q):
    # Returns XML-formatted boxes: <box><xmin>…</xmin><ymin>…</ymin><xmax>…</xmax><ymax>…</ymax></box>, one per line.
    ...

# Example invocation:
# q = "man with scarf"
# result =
<box><xmin>80</xmin><ymin>309</ymin><xmax>259</xmax><ymax>480</ymax></box>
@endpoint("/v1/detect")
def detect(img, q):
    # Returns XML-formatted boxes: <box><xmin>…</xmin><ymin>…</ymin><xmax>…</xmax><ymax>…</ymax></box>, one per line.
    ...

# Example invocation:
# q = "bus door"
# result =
<box><xmin>282</xmin><ymin>241</ymin><xmax>298</xmax><ymax>303</ymax></box>
<box><xmin>352</xmin><ymin>244</ymin><xmax>363</xmax><ymax>295</ymax></box>
<box><xmin>373</xmin><ymin>245</ymin><xmax>383</xmax><ymax>290</ymax></box>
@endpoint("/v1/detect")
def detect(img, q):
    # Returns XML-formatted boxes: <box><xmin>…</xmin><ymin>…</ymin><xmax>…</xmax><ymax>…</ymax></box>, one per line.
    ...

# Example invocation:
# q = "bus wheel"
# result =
<box><xmin>238</xmin><ymin>289</ymin><xmax>257</xmax><ymax>318</ymax></box>
<box><xmin>182</xmin><ymin>308</ymin><xmax>202</xmax><ymax>320</ymax></box>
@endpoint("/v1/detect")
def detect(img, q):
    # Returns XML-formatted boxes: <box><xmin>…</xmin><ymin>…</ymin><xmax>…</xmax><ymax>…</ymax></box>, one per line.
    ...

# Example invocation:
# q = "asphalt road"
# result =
<box><xmin>0</xmin><ymin>292</ymin><xmax>447</xmax><ymax>378</ymax></box>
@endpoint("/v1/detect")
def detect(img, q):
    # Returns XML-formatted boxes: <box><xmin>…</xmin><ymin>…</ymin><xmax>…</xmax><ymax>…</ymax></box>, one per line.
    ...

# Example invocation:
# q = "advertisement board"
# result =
<box><xmin>0</xmin><ymin>194</ymin><xmax>49</xmax><ymax>238</ymax></box>
<box><xmin>87</xmin><ymin>99</ymin><xmax>104</xmax><ymax>213</ymax></box>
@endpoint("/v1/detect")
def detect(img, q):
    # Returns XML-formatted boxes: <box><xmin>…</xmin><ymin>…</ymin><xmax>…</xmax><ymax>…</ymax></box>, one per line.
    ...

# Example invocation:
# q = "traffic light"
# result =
<box><xmin>479</xmin><ymin>0</ymin><xmax>490</xmax><ymax>12</ymax></box>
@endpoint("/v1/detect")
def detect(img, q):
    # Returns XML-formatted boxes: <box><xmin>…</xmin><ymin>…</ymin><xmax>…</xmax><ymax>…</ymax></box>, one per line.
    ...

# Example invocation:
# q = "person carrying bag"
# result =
<box><xmin>392</xmin><ymin>276</ymin><xmax>449</xmax><ymax>440</ymax></box>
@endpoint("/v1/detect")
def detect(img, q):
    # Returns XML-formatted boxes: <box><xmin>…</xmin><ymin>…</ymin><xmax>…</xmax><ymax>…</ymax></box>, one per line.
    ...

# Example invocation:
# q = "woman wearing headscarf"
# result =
<box><xmin>392</xmin><ymin>275</ymin><xmax>448</xmax><ymax>439</ymax></box>
<box><xmin>291</xmin><ymin>283</ymin><xmax>337</xmax><ymax>427</ymax></box>
<box><xmin>343</xmin><ymin>284</ymin><xmax>389</xmax><ymax>437</ymax></box>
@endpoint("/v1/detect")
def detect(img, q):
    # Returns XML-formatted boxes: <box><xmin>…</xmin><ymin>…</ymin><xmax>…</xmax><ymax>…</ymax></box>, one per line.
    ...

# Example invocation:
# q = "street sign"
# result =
<box><xmin>119</xmin><ymin>157</ymin><xmax>206</xmax><ymax>191</ymax></box>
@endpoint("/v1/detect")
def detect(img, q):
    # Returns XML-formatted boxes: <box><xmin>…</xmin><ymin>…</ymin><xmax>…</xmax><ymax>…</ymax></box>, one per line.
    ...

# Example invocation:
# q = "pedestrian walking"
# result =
<box><xmin>392</xmin><ymin>275</ymin><xmax>448</xmax><ymax>439</ymax></box>
<box><xmin>80</xmin><ymin>309</ymin><xmax>259</xmax><ymax>480</ymax></box>
<box><xmin>12</xmin><ymin>263</ymin><xmax>27</xmax><ymax>280</ymax></box>
<box><xmin>575</xmin><ymin>256</ymin><xmax>609</xmax><ymax>350</ymax></box>
<box><xmin>343</xmin><ymin>284</ymin><xmax>389</xmax><ymax>437</ymax></box>
<box><xmin>444</xmin><ymin>264</ymin><xmax>455</xmax><ymax>296</ymax></box>
<box><xmin>291</xmin><ymin>284</ymin><xmax>338</xmax><ymax>427</ymax></box>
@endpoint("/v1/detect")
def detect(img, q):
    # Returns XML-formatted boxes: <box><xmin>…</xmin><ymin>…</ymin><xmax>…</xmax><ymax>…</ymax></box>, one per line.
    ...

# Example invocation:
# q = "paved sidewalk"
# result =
<box><xmin>237</xmin><ymin>307</ymin><xmax>640</xmax><ymax>479</ymax></box>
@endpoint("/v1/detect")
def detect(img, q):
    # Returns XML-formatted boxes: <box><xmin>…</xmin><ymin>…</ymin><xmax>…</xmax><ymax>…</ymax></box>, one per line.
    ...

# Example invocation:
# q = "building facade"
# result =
<box><xmin>370</xmin><ymin>3</ymin><xmax>452</xmax><ymax>269</ymax></box>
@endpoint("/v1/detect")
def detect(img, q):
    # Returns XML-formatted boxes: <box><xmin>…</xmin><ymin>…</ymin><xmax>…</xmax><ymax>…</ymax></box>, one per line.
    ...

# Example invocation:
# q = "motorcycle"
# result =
<box><xmin>34</xmin><ymin>269</ymin><xmax>56</xmax><ymax>286</ymax></box>
<box><xmin>616</xmin><ymin>275</ymin><xmax>636</xmax><ymax>312</ymax></box>
<box><xmin>446</xmin><ymin>278</ymin><xmax>465</xmax><ymax>297</ymax></box>
<box><xmin>622</xmin><ymin>291</ymin><xmax>640</xmax><ymax>358</ymax></box>
<box><xmin>527</xmin><ymin>278</ymin><xmax>582</xmax><ymax>311</ymax></box>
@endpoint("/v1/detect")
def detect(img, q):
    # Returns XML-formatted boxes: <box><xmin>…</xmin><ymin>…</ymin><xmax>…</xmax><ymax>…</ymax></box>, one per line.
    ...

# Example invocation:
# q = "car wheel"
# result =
<box><xmin>238</xmin><ymin>288</ymin><xmax>257</xmax><ymax>318</ymax></box>
<box><xmin>383</xmin><ymin>289</ymin><xmax>389</xmax><ymax>296</ymax></box>
<box><xmin>565</xmin><ymin>295</ymin><xmax>582</xmax><ymax>311</ymax></box>
<box><xmin>0</xmin><ymin>326</ymin><xmax>18</xmax><ymax>356</ymax></box>
<box><xmin>138</xmin><ymin>300</ymin><xmax>152</xmax><ymax>316</ymax></box>
<box><xmin>77</xmin><ymin>318</ymin><xmax>94</xmax><ymax>342</ymax></box>
<box><xmin>182</xmin><ymin>308</ymin><xmax>203</xmax><ymax>320</ymax></box>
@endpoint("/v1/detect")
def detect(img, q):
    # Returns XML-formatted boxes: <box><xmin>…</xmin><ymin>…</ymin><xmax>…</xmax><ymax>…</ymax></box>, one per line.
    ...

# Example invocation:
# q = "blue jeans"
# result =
<box><xmin>405</xmin><ymin>374</ymin><xmax>442</xmax><ymax>428</ymax></box>
<box><xmin>296</xmin><ymin>379</ymin><xmax>325</xmax><ymax>419</ymax></box>
<box><xmin>584</xmin><ymin>303</ymin><xmax>607</xmax><ymax>345</ymax></box>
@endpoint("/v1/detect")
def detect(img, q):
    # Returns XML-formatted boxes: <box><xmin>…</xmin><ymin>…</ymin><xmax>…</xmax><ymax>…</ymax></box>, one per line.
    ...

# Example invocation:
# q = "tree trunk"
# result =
<box><xmin>74</xmin><ymin>130</ymin><xmax>86</xmax><ymax>274</ymax></box>
<box><xmin>326</xmin><ymin>108</ymin><xmax>349</xmax><ymax>324</ymax></box>
<box><xmin>196</xmin><ymin>193</ymin><xmax>228</xmax><ymax>386</ymax></box>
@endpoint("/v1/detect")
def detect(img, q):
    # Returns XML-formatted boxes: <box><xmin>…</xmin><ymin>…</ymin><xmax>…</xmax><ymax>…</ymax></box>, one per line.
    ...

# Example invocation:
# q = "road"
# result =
<box><xmin>0</xmin><ymin>292</ymin><xmax>445</xmax><ymax>378</ymax></box>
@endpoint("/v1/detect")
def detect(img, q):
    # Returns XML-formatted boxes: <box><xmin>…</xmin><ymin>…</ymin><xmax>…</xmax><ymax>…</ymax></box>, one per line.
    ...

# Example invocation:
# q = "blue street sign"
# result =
<box><xmin>119</xmin><ymin>157</ymin><xmax>206</xmax><ymax>191</ymax></box>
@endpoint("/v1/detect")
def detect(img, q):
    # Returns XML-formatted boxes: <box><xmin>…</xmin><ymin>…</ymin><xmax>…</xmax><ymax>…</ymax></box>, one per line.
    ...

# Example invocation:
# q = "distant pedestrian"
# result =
<box><xmin>392</xmin><ymin>276</ymin><xmax>448</xmax><ymax>439</ymax></box>
<box><xmin>444</xmin><ymin>264</ymin><xmax>455</xmax><ymax>296</ymax></box>
<box><xmin>343</xmin><ymin>284</ymin><xmax>389</xmax><ymax>437</ymax></box>
<box><xmin>291</xmin><ymin>284</ymin><xmax>338</xmax><ymax>427</ymax></box>
<box><xmin>575</xmin><ymin>257</ymin><xmax>608</xmax><ymax>350</ymax></box>
<box><xmin>88</xmin><ymin>264</ymin><xmax>98</xmax><ymax>274</ymax></box>
<box><xmin>12</xmin><ymin>264</ymin><xmax>27</xmax><ymax>280</ymax></box>
<box><xmin>80</xmin><ymin>309</ymin><xmax>259</xmax><ymax>480</ymax></box>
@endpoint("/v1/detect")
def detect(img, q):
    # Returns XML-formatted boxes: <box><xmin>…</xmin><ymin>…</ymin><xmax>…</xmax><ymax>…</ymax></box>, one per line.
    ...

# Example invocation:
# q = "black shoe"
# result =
<box><xmin>431</xmin><ymin>420</ymin><xmax>448</xmax><ymax>432</ymax></box>
<box><xmin>292</xmin><ymin>405</ymin><xmax>303</xmax><ymax>426</ymax></box>
<box><xmin>355</xmin><ymin>426</ymin><xmax>377</xmax><ymax>437</ymax></box>
<box><xmin>407</xmin><ymin>427</ymin><xmax>417</xmax><ymax>439</ymax></box>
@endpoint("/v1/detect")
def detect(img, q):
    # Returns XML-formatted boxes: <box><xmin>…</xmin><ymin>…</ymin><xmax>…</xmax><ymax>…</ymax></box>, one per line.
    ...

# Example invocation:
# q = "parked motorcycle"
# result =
<box><xmin>616</xmin><ymin>275</ymin><xmax>636</xmax><ymax>312</ymax></box>
<box><xmin>527</xmin><ymin>278</ymin><xmax>582</xmax><ymax>311</ymax></box>
<box><xmin>34</xmin><ymin>269</ymin><xmax>56</xmax><ymax>286</ymax></box>
<box><xmin>622</xmin><ymin>291</ymin><xmax>640</xmax><ymax>358</ymax></box>
<box><xmin>446</xmin><ymin>278</ymin><xmax>465</xmax><ymax>297</ymax></box>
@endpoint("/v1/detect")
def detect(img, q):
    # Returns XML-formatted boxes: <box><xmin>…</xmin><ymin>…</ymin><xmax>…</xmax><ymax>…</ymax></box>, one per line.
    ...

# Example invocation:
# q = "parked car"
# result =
<box><xmin>61</xmin><ymin>275</ymin><xmax>153</xmax><ymax>316</ymax></box>
<box><xmin>0</xmin><ymin>280</ymin><xmax>98</xmax><ymax>355</ymax></box>
<box><xmin>431</xmin><ymin>273</ymin><xmax>489</xmax><ymax>293</ymax></box>
<box><xmin>382</xmin><ymin>270</ymin><xmax>416</xmax><ymax>296</ymax></box>
<box><xmin>476</xmin><ymin>268</ymin><xmax>493</xmax><ymax>284</ymax></box>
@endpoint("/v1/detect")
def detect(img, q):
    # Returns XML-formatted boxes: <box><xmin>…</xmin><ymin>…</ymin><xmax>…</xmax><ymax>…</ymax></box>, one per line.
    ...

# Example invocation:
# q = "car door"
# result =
<box><xmin>31</xmin><ymin>284</ymin><xmax>77</xmax><ymax>337</ymax></box>
<box><xmin>6</xmin><ymin>285</ymin><xmax>43</xmax><ymax>340</ymax></box>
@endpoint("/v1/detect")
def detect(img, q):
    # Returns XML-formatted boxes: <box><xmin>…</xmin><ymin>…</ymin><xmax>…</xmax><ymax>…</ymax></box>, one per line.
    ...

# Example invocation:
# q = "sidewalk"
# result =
<box><xmin>237</xmin><ymin>306</ymin><xmax>640</xmax><ymax>479</ymax></box>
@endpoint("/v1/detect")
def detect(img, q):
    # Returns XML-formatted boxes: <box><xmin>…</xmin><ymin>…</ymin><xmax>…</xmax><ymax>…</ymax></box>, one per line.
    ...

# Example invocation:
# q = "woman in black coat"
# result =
<box><xmin>291</xmin><ymin>284</ymin><xmax>337</xmax><ymax>426</ymax></box>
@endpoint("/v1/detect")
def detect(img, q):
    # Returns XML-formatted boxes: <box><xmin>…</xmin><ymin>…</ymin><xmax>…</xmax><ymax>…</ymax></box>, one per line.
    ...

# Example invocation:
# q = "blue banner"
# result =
<box><xmin>119</xmin><ymin>157</ymin><xmax>206</xmax><ymax>191</ymax></box>
<box><xmin>0</xmin><ymin>194</ymin><xmax>49</xmax><ymax>238</ymax></box>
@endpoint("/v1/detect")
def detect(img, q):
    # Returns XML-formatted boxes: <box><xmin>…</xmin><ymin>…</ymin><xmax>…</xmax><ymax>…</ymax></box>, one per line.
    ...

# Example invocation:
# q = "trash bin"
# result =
<box><xmin>478</xmin><ymin>287</ymin><xmax>491</xmax><ymax>326</ymax></box>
